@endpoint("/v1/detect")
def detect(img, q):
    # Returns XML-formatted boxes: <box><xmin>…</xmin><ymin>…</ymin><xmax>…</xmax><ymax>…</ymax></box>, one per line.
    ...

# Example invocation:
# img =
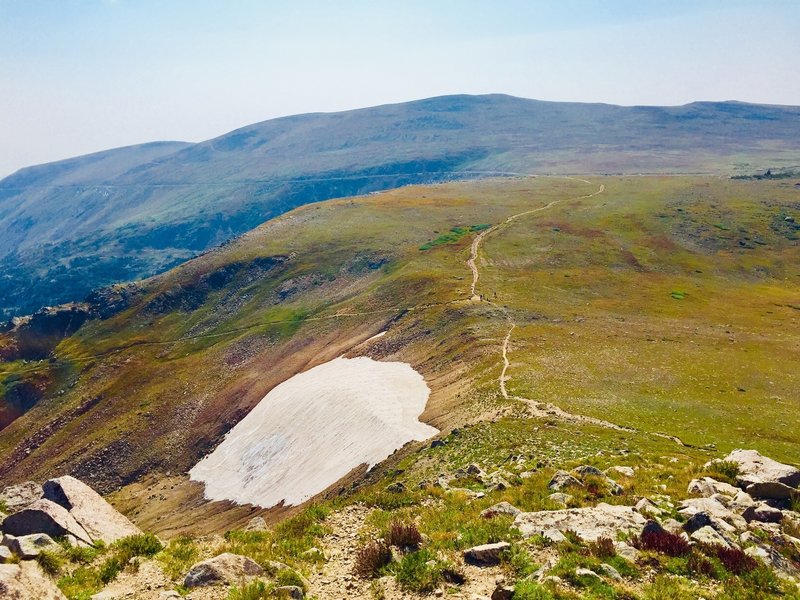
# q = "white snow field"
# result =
<box><xmin>189</xmin><ymin>356</ymin><xmax>438</xmax><ymax>507</ymax></box>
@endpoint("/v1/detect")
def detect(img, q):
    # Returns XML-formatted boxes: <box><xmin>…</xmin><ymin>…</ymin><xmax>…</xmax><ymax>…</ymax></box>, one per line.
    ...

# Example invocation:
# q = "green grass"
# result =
<box><xmin>419</xmin><ymin>224</ymin><xmax>490</xmax><ymax>250</ymax></box>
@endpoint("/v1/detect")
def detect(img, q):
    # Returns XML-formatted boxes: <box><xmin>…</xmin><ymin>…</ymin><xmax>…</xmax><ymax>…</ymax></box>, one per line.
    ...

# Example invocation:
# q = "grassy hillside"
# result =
<box><xmin>3</xmin><ymin>94</ymin><xmax>800</xmax><ymax>318</ymax></box>
<box><xmin>1</xmin><ymin>175</ymin><xmax>797</xmax><ymax>530</ymax></box>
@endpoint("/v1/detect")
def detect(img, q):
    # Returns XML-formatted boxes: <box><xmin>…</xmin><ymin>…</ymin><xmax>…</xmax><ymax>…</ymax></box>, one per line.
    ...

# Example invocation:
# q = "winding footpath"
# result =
<box><xmin>466</xmin><ymin>180</ymin><xmax>636</xmax><ymax>433</ymax></box>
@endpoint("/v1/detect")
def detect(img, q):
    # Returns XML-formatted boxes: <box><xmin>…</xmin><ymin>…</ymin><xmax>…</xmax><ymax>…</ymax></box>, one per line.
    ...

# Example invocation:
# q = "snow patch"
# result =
<box><xmin>189</xmin><ymin>356</ymin><xmax>437</xmax><ymax>507</ymax></box>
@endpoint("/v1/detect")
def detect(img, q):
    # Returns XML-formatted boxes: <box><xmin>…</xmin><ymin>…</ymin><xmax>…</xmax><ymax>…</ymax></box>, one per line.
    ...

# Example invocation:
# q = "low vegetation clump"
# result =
<box><xmin>157</xmin><ymin>536</ymin><xmax>199</xmax><ymax>580</ymax></box>
<box><xmin>228</xmin><ymin>579</ymin><xmax>268</xmax><ymax>600</ymax></box>
<box><xmin>35</xmin><ymin>549</ymin><xmax>65</xmax><ymax>575</ymax></box>
<box><xmin>386</xmin><ymin>521</ymin><xmax>422</xmax><ymax>549</ymax></box>
<box><xmin>634</xmin><ymin>528</ymin><xmax>691</xmax><ymax>557</ymax></box>
<box><xmin>354</xmin><ymin>540</ymin><xmax>392</xmax><ymax>578</ymax></box>
<box><xmin>702</xmin><ymin>460</ymin><xmax>740</xmax><ymax>485</ymax></box>
<box><xmin>419</xmin><ymin>224</ymin><xmax>490</xmax><ymax>250</ymax></box>
<box><xmin>390</xmin><ymin>548</ymin><xmax>450</xmax><ymax>593</ymax></box>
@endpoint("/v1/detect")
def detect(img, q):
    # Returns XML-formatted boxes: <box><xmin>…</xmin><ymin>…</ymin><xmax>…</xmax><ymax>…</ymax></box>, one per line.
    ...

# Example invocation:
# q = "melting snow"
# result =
<box><xmin>189</xmin><ymin>356</ymin><xmax>437</xmax><ymax>507</ymax></box>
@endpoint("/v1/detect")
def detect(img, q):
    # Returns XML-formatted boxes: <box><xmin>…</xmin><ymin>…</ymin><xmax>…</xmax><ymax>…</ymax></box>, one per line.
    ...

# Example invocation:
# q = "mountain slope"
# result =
<box><xmin>0</xmin><ymin>175</ymin><xmax>798</xmax><ymax>537</ymax></box>
<box><xmin>3</xmin><ymin>94</ymin><xmax>800</xmax><ymax>318</ymax></box>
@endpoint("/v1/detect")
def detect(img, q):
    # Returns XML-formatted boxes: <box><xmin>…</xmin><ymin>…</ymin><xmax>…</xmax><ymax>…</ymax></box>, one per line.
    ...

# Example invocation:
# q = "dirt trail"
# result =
<box><xmin>468</xmin><ymin>184</ymin><xmax>605</xmax><ymax>296</ymax></box>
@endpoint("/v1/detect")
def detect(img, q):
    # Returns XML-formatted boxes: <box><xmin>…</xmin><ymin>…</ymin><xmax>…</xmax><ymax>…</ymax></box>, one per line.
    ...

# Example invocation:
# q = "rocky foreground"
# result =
<box><xmin>0</xmin><ymin>448</ymin><xmax>799</xmax><ymax>599</ymax></box>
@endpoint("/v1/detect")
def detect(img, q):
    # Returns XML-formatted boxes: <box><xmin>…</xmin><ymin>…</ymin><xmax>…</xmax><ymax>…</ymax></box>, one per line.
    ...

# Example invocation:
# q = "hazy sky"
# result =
<box><xmin>2</xmin><ymin>0</ymin><xmax>799</xmax><ymax>176</ymax></box>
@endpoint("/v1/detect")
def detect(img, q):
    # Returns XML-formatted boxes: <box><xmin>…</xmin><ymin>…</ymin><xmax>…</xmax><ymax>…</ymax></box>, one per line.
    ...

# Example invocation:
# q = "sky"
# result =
<box><xmin>1</xmin><ymin>0</ymin><xmax>799</xmax><ymax>177</ymax></box>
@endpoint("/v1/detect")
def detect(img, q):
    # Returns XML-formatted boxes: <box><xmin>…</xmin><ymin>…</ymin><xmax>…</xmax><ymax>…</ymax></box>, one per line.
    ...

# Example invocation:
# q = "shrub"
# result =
<box><xmin>62</xmin><ymin>543</ymin><xmax>99</xmax><ymax>564</ymax></box>
<box><xmin>158</xmin><ymin>536</ymin><xmax>199</xmax><ymax>580</ymax></box>
<box><xmin>227</xmin><ymin>579</ymin><xmax>268</xmax><ymax>600</ymax></box>
<box><xmin>114</xmin><ymin>533</ymin><xmax>163</xmax><ymax>562</ymax></box>
<box><xmin>711</xmin><ymin>545</ymin><xmax>758</xmax><ymax>575</ymax></box>
<box><xmin>99</xmin><ymin>556</ymin><xmax>122</xmax><ymax>584</ymax></box>
<box><xmin>387</xmin><ymin>521</ymin><xmax>422</xmax><ymax>550</ymax></box>
<box><xmin>36</xmin><ymin>550</ymin><xmax>64</xmax><ymax>575</ymax></box>
<box><xmin>686</xmin><ymin>551</ymin><xmax>717</xmax><ymax>578</ymax></box>
<box><xmin>275</xmin><ymin>568</ymin><xmax>306</xmax><ymax>590</ymax></box>
<box><xmin>392</xmin><ymin>549</ymin><xmax>443</xmax><ymax>593</ymax></box>
<box><xmin>57</xmin><ymin>566</ymin><xmax>104</xmax><ymax>600</ymax></box>
<box><xmin>589</xmin><ymin>536</ymin><xmax>616</xmax><ymax>559</ymax></box>
<box><xmin>354</xmin><ymin>541</ymin><xmax>392</xmax><ymax>578</ymax></box>
<box><xmin>635</xmin><ymin>529</ymin><xmax>691</xmax><ymax>557</ymax></box>
<box><xmin>703</xmin><ymin>460</ymin><xmax>740</xmax><ymax>485</ymax></box>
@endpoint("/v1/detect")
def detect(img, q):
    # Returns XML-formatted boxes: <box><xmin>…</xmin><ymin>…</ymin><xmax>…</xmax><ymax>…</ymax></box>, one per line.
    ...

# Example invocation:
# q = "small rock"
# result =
<box><xmin>613</xmin><ymin>541</ymin><xmax>640</xmax><ymax>562</ymax></box>
<box><xmin>690</xmin><ymin>525</ymin><xmax>732</xmax><ymax>548</ymax></box>
<box><xmin>244</xmin><ymin>516</ymin><xmax>268</xmax><ymax>531</ymax></box>
<box><xmin>275</xmin><ymin>585</ymin><xmax>304</xmax><ymax>599</ymax></box>
<box><xmin>463</xmin><ymin>542</ymin><xmax>511</xmax><ymax>566</ymax></box>
<box><xmin>548</xmin><ymin>492</ymin><xmax>573</xmax><ymax>507</ymax></box>
<box><xmin>548</xmin><ymin>470</ymin><xmax>583</xmax><ymax>491</ymax></box>
<box><xmin>742</xmin><ymin>503</ymin><xmax>783</xmax><ymax>524</ymax></box>
<box><xmin>575</xmin><ymin>567</ymin><xmax>600</xmax><ymax>579</ymax></box>
<box><xmin>744</xmin><ymin>545</ymin><xmax>770</xmax><ymax>563</ymax></box>
<box><xmin>0</xmin><ymin>546</ymin><xmax>13</xmax><ymax>563</ymax></box>
<box><xmin>466</xmin><ymin>464</ymin><xmax>487</xmax><ymax>478</ymax></box>
<box><xmin>598</xmin><ymin>563</ymin><xmax>622</xmax><ymax>581</ymax></box>
<box><xmin>184</xmin><ymin>553</ymin><xmax>264</xmax><ymax>587</ymax></box>
<box><xmin>662</xmin><ymin>518</ymin><xmax>683</xmax><ymax>534</ymax></box>
<box><xmin>481</xmin><ymin>502</ymin><xmax>521</xmax><ymax>519</ymax></box>
<box><xmin>385</xmin><ymin>482</ymin><xmax>406</xmax><ymax>493</ymax></box>
<box><xmin>607</xmin><ymin>466</ymin><xmax>635</xmax><ymax>478</ymax></box>
<box><xmin>641</xmin><ymin>519</ymin><xmax>666</xmax><ymax>536</ymax></box>
<box><xmin>683</xmin><ymin>511</ymin><xmax>714</xmax><ymax>533</ymax></box>
<box><xmin>574</xmin><ymin>465</ymin><xmax>604</xmax><ymax>478</ymax></box>
<box><xmin>635</xmin><ymin>498</ymin><xmax>663</xmax><ymax>517</ymax></box>
<box><xmin>430</xmin><ymin>440</ymin><xmax>446</xmax><ymax>448</ymax></box>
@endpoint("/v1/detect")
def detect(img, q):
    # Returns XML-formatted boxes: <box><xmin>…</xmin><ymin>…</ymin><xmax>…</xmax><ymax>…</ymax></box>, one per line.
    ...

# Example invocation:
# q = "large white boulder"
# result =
<box><xmin>0</xmin><ymin>562</ymin><xmax>67</xmax><ymax>599</ymax></box>
<box><xmin>43</xmin><ymin>476</ymin><xmax>141</xmax><ymax>544</ymax></box>
<box><xmin>183</xmin><ymin>553</ymin><xmax>264</xmax><ymax>588</ymax></box>
<box><xmin>1</xmin><ymin>499</ymin><xmax>92</xmax><ymax>545</ymax></box>
<box><xmin>717</xmin><ymin>449</ymin><xmax>800</xmax><ymax>489</ymax></box>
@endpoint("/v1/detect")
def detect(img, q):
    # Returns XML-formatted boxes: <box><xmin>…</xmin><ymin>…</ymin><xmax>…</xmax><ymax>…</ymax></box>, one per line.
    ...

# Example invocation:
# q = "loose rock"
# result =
<box><xmin>481</xmin><ymin>502</ymin><xmax>521</xmax><ymax>519</ymax></box>
<box><xmin>0</xmin><ymin>482</ymin><xmax>43</xmax><ymax>514</ymax></box>
<box><xmin>183</xmin><ymin>552</ymin><xmax>264</xmax><ymax>587</ymax></box>
<box><xmin>515</xmin><ymin>503</ymin><xmax>646</xmax><ymax>542</ymax></box>
<box><xmin>548</xmin><ymin>470</ymin><xmax>583</xmax><ymax>491</ymax></box>
<box><xmin>4</xmin><ymin>533</ymin><xmax>60</xmax><ymax>559</ymax></box>
<box><xmin>717</xmin><ymin>449</ymin><xmax>800</xmax><ymax>488</ymax></box>
<box><xmin>0</xmin><ymin>562</ymin><xmax>67</xmax><ymax>599</ymax></box>
<box><xmin>463</xmin><ymin>542</ymin><xmax>511</xmax><ymax>566</ymax></box>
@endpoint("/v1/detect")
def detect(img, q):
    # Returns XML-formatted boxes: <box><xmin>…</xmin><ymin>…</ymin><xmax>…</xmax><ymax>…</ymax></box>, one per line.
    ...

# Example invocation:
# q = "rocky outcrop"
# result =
<box><xmin>716</xmin><ymin>449</ymin><xmax>800</xmax><ymax>489</ymax></box>
<box><xmin>1</xmin><ymin>499</ymin><xmax>92</xmax><ymax>545</ymax></box>
<box><xmin>183</xmin><ymin>553</ymin><xmax>264</xmax><ymax>587</ymax></box>
<box><xmin>42</xmin><ymin>475</ymin><xmax>141</xmax><ymax>544</ymax></box>
<box><xmin>0</xmin><ymin>482</ymin><xmax>43</xmax><ymax>513</ymax></box>
<box><xmin>481</xmin><ymin>502</ymin><xmax>521</xmax><ymax>519</ymax></box>
<box><xmin>514</xmin><ymin>503</ymin><xmax>647</xmax><ymax>542</ymax></box>
<box><xmin>547</xmin><ymin>470</ymin><xmax>582</xmax><ymax>491</ymax></box>
<box><xmin>0</xmin><ymin>562</ymin><xmax>67</xmax><ymax>599</ymax></box>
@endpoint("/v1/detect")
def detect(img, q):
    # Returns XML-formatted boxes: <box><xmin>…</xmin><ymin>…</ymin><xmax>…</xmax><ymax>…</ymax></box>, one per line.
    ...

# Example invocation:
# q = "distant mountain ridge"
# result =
<box><xmin>2</xmin><ymin>93</ymin><xmax>800</xmax><ymax>318</ymax></box>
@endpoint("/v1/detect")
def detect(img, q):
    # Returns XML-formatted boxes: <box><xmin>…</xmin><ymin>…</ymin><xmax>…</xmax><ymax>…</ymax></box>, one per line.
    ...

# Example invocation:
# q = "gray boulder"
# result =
<box><xmin>481</xmin><ymin>502</ymin><xmax>521</xmax><ymax>519</ymax></box>
<box><xmin>4</xmin><ymin>533</ymin><xmax>60</xmax><ymax>559</ymax></box>
<box><xmin>0</xmin><ymin>482</ymin><xmax>43</xmax><ymax>514</ymax></box>
<box><xmin>514</xmin><ymin>503</ymin><xmax>646</xmax><ymax>542</ymax></box>
<box><xmin>745</xmin><ymin>481</ymin><xmax>797</xmax><ymax>501</ymax></box>
<box><xmin>690</xmin><ymin>525</ymin><xmax>732</xmax><ymax>549</ymax></box>
<box><xmin>244</xmin><ymin>516</ymin><xmax>268</xmax><ymax>532</ymax></box>
<box><xmin>183</xmin><ymin>552</ymin><xmax>264</xmax><ymax>587</ymax></box>
<box><xmin>717</xmin><ymin>449</ymin><xmax>800</xmax><ymax>488</ymax></box>
<box><xmin>574</xmin><ymin>465</ymin><xmax>604</xmax><ymax>478</ymax></box>
<box><xmin>42</xmin><ymin>476</ymin><xmax>141</xmax><ymax>544</ymax></box>
<box><xmin>548</xmin><ymin>492</ymin><xmax>573</xmax><ymax>507</ymax></box>
<box><xmin>687</xmin><ymin>477</ymin><xmax>739</xmax><ymax>498</ymax></box>
<box><xmin>1</xmin><ymin>499</ymin><xmax>92</xmax><ymax>545</ymax></box>
<box><xmin>0</xmin><ymin>562</ymin><xmax>67</xmax><ymax>599</ymax></box>
<box><xmin>275</xmin><ymin>586</ymin><xmax>304</xmax><ymax>599</ymax></box>
<box><xmin>607</xmin><ymin>466</ymin><xmax>635</xmax><ymax>478</ymax></box>
<box><xmin>548</xmin><ymin>470</ymin><xmax>583</xmax><ymax>491</ymax></box>
<box><xmin>463</xmin><ymin>541</ymin><xmax>511</xmax><ymax>566</ymax></box>
<box><xmin>742</xmin><ymin>503</ymin><xmax>783</xmax><ymax>524</ymax></box>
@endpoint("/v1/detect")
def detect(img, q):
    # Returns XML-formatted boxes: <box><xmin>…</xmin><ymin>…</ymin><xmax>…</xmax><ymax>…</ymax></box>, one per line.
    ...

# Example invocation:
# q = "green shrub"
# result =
<box><xmin>99</xmin><ymin>557</ymin><xmax>122</xmax><ymax>584</ymax></box>
<box><xmin>158</xmin><ymin>536</ymin><xmax>199</xmax><ymax>580</ymax></box>
<box><xmin>500</xmin><ymin>544</ymin><xmax>538</xmax><ymax>578</ymax></box>
<box><xmin>275</xmin><ymin>568</ymin><xmax>306</xmax><ymax>590</ymax></box>
<box><xmin>702</xmin><ymin>460</ymin><xmax>740</xmax><ymax>485</ymax></box>
<box><xmin>227</xmin><ymin>579</ymin><xmax>268</xmax><ymax>600</ymax></box>
<box><xmin>391</xmin><ymin>549</ymin><xmax>443</xmax><ymax>593</ymax></box>
<box><xmin>36</xmin><ymin>550</ymin><xmax>64</xmax><ymax>575</ymax></box>
<box><xmin>114</xmin><ymin>533</ymin><xmax>164</xmax><ymax>563</ymax></box>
